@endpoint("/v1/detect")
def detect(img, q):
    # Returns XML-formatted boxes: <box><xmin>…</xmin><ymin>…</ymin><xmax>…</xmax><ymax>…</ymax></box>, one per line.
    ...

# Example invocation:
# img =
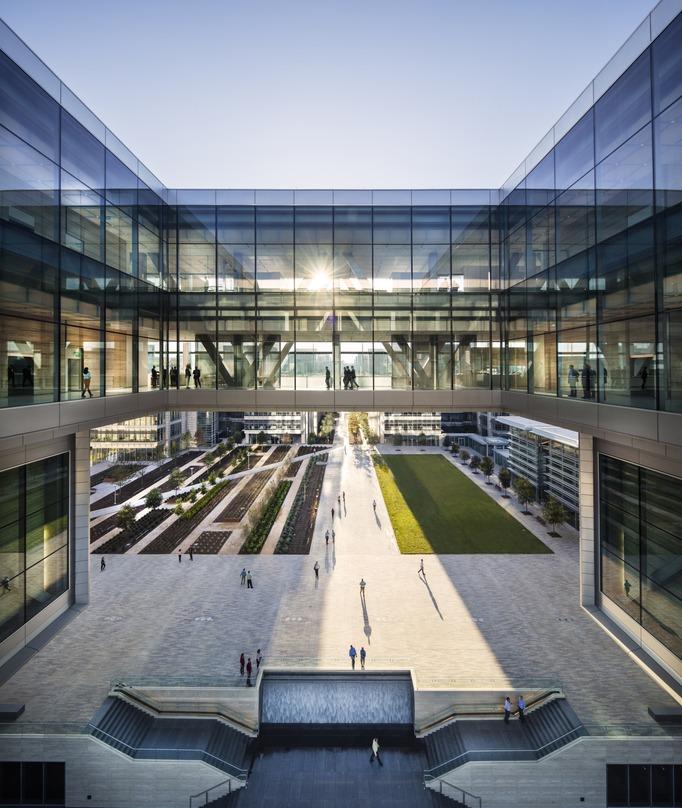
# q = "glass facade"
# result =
<box><xmin>0</xmin><ymin>11</ymin><xmax>681</xmax><ymax>408</ymax></box>
<box><xmin>599</xmin><ymin>455</ymin><xmax>682</xmax><ymax>660</ymax></box>
<box><xmin>0</xmin><ymin>453</ymin><xmax>69</xmax><ymax>642</ymax></box>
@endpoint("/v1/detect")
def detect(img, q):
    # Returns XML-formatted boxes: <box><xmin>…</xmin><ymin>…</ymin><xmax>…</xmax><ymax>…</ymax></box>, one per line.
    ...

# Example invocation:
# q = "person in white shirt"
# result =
<box><xmin>503</xmin><ymin>696</ymin><xmax>512</xmax><ymax>724</ymax></box>
<box><xmin>369</xmin><ymin>737</ymin><xmax>383</xmax><ymax>766</ymax></box>
<box><xmin>517</xmin><ymin>695</ymin><xmax>526</xmax><ymax>722</ymax></box>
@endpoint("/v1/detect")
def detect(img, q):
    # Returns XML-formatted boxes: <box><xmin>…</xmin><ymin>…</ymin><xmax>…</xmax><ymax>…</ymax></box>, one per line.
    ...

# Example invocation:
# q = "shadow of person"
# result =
<box><xmin>325</xmin><ymin>545</ymin><xmax>331</xmax><ymax>573</ymax></box>
<box><xmin>420</xmin><ymin>575</ymin><xmax>444</xmax><ymax>620</ymax></box>
<box><xmin>374</xmin><ymin>511</ymin><xmax>382</xmax><ymax>529</ymax></box>
<box><xmin>361</xmin><ymin>591</ymin><xmax>372</xmax><ymax>645</ymax></box>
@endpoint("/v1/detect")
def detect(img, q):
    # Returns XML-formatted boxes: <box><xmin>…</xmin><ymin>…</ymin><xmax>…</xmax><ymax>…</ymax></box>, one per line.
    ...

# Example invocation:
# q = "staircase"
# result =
<box><xmin>523</xmin><ymin>698</ymin><xmax>585</xmax><ymax>755</ymax></box>
<box><xmin>89</xmin><ymin>696</ymin><xmax>250</xmax><ymax>781</ymax></box>
<box><xmin>423</xmin><ymin>696</ymin><xmax>586</xmax><ymax>804</ymax></box>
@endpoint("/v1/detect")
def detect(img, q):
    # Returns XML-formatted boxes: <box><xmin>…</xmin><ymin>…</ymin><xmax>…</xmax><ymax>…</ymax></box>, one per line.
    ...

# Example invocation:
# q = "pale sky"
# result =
<box><xmin>0</xmin><ymin>0</ymin><xmax>657</xmax><ymax>189</ymax></box>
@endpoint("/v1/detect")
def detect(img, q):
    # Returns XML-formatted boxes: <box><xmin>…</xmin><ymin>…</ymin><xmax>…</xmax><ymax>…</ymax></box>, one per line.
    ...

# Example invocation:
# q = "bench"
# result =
<box><xmin>648</xmin><ymin>705</ymin><xmax>682</xmax><ymax>724</ymax></box>
<box><xmin>0</xmin><ymin>703</ymin><xmax>25</xmax><ymax>721</ymax></box>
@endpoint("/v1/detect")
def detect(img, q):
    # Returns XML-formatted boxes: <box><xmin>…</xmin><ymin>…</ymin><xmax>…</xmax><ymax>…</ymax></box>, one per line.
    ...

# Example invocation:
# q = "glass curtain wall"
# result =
<box><xmin>599</xmin><ymin>454</ymin><xmax>682</xmax><ymax>660</ymax></box>
<box><xmin>500</xmin><ymin>12</ymin><xmax>682</xmax><ymax>409</ymax></box>
<box><xmin>0</xmin><ymin>453</ymin><xmax>69</xmax><ymax>643</ymax></box>
<box><xmin>1</xmin><ymin>8</ymin><xmax>682</xmax><ymax>408</ymax></box>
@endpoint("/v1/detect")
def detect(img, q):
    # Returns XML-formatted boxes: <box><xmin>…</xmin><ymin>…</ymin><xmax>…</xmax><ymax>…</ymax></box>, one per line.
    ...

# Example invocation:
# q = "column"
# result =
<box><xmin>578</xmin><ymin>433</ymin><xmax>596</xmax><ymax>607</ymax></box>
<box><xmin>73</xmin><ymin>429</ymin><xmax>90</xmax><ymax>605</ymax></box>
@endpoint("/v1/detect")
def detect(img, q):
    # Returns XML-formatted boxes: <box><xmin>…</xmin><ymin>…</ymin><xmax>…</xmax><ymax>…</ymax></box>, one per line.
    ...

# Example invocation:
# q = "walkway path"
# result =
<box><xmin>311</xmin><ymin>414</ymin><xmax>398</xmax><ymax>560</ymax></box>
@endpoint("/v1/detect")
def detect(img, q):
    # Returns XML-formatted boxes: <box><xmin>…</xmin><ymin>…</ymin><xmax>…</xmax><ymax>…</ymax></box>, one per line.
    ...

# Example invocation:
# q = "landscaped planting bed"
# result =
<box><xmin>192</xmin><ymin>447</ymin><xmax>240</xmax><ymax>484</ymax></box>
<box><xmin>139</xmin><ymin>480</ymin><xmax>238</xmax><ymax>554</ymax></box>
<box><xmin>239</xmin><ymin>480</ymin><xmax>292</xmax><ymax>554</ymax></box>
<box><xmin>90</xmin><ymin>507</ymin><xmax>143</xmax><ymax>543</ymax></box>
<box><xmin>93</xmin><ymin>451</ymin><xmax>202</xmax><ymax>508</ymax></box>
<box><xmin>190</xmin><ymin>531</ymin><xmax>232</xmax><ymax>554</ymax></box>
<box><xmin>90</xmin><ymin>463</ymin><xmax>143</xmax><ymax>487</ymax></box>
<box><xmin>266</xmin><ymin>445</ymin><xmax>291</xmax><ymax>464</ymax></box>
<box><xmin>97</xmin><ymin>508</ymin><xmax>173</xmax><ymax>553</ymax></box>
<box><xmin>275</xmin><ymin>453</ymin><xmax>328</xmax><ymax>554</ymax></box>
<box><xmin>217</xmin><ymin>468</ymin><xmax>275</xmax><ymax>522</ymax></box>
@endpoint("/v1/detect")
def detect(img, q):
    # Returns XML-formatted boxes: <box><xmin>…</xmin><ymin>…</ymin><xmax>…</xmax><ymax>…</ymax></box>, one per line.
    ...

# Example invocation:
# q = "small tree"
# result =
<box><xmin>194</xmin><ymin>428</ymin><xmax>203</xmax><ymax>447</ymax></box>
<box><xmin>173</xmin><ymin>503</ymin><xmax>184</xmax><ymax>517</ymax></box>
<box><xmin>144</xmin><ymin>488</ymin><xmax>163</xmax><ymax>510</ymax></box>
<box><xmin>451</xmin><ymin>441</ymin><xmax>460</xmax><ymax>456</ymax></box>
<box><xmin>498</xmin><ymin>467</ymin><xmax>511</xmax><ymax>497</ymax></box>
<box><xmin>480</xmin><ymin>456</ymin><xmax>494</xmax><ymax>483</ymax></box>
<box><xmin>469</xmin><ymin>455</ymin><xmax>481</xmax><ymax>473</ymax></box>
<box><xmin>543</xmin><ymin>496</ymin><xmax>569</xmax><ymax>536</ymax></box>
<box><xmin>513</xmin><ymin>477</ymin><xmax>535</xmax><ymax>514</ymax></box>
<box><xmin>459</xmin><ymin>449</ymin><xmax>470</xmax><ymax>465</ymax></box>
<box><xmin>116</xmin><ymin>504</ymin><xmax>136</xmax><ymax>533</ymax></box>
<box><xmin>257</xmin><ymin>430</ymin><xmax>268</xmax><ymax>444</ymax></box>
<box><xmin>181</xmin><ymin>431</ymin><xmax>192</xmax><ymax>450</ymax></box>
<box><xmin>393</xmin><ymin>433</ymin><xmax>403</xmax><ymax>446</ymax></box>
<box><xmin>169</xmin><ymin>468</ymin><xmax>184</xmax><ymax>495</ymax></box>
<box><xmin>307</xmin><ymin>432</ymin><xmax>318</xmax><ymax>444</ymax></box>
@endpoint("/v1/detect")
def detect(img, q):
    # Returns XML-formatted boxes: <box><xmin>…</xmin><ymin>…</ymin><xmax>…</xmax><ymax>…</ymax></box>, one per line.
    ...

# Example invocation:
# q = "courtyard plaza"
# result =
<box><xmin>0</xmin><ymin>431</ymin><xmax>677</xmax><ymax>733</ymax></box>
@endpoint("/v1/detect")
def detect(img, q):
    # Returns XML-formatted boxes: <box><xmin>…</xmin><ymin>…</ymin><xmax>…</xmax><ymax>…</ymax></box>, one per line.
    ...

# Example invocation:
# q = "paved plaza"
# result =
<box><xmin>0</xmin><ymin>428</ymin><xmax>677</xmax><ymax>730</ymax></box>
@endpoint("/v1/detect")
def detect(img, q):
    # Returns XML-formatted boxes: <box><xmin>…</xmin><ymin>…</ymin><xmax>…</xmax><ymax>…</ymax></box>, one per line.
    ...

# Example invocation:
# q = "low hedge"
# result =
<box><xmin>240</xmin><ymin>480</ymin><xmax>292</xmax><ymax>554</ymax></box>
<box><xmin>181</xmin><ymin>479</ymin><xmax>232</xmax><ymax>520</ymax></box>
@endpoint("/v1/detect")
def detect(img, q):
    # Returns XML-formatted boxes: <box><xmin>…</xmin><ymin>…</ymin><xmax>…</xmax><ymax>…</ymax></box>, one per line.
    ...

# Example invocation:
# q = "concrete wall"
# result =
<box><xmin>0</xmin><ymin>735</ymin><xmax>240</xmax><ymax>808</ymax></box>
<box><xmin>439</xmin><ymin>736</ymin><xmax>682</xmax><ymax>808</ymax></box>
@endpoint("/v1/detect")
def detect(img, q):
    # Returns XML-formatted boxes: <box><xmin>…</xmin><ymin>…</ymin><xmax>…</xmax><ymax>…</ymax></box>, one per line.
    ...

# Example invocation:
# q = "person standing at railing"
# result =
<box><xmin>517</xmin><ymin>695</ymin><xmax>526</xmax><ymax>722</ymax></box>
<box><xmin>503</xmin><ymin>696</ymin><xmax>511</xmax><ymax>723</ymax></box>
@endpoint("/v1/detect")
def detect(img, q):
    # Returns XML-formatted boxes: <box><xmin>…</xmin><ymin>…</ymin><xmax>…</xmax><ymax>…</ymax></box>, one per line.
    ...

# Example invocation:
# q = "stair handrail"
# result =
<box><xmin>418</xmin><ymin>687</ymin><xmax>562</xmax><ymax>734</ymax></box>
<box><xmin>424</xmin><ymin>774</ymin><xmax>481</xmax><ymax>807</ymax></box>
<box><xmin>188</xmin><ymin>777</ymin><xmax>235</xmax><ymax>808</ymax></box>
<box><xmin>423</xmin><ymin>724</ymin><xmax>586</xmax><ymax>779</ymax></box>
<box><xmin>87</xmin><ymin>723</ymin><xmax>249</xmax><ymax>780</ymax></box>
<box><xmin>111</xmin><ymin>685</ymin><xmax>256</xmax><ymax>735</ymax></box>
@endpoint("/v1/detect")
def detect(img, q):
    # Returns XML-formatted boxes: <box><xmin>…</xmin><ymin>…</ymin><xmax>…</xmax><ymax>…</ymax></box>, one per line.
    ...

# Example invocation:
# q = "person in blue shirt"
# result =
<box><xmin>349</xmin><ymin>644</ymin><xmax>357</xmax><ymax>670</ymax></box>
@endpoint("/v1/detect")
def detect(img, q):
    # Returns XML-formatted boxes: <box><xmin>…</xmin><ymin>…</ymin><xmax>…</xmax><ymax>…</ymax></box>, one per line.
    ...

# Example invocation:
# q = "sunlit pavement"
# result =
<box><xmin>0</xmin><ymin>429</ymin><xmax>672</xmax><ymax>729</ymax></box>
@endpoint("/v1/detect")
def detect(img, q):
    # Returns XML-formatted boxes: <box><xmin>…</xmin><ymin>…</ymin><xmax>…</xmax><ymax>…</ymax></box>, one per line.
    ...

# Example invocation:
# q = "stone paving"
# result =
<box><xmin>0</xmin><ymin>422</ymin><xmax>678</xmax><ymax>730</ymax></box>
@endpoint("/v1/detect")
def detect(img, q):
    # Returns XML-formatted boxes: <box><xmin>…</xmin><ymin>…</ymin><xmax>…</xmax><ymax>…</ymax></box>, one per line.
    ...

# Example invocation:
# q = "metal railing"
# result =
<box><xmin>424</xmin><ymin>775</ymin><xmax>481</xmax><ymax>808</ymax></box>
<box><xmin>87</xmin><ymin>723</ymin><xmax>249</xmax><ymax>781</ymax></box>
<box><xmin>423</xmin><ymin>725</ymin><xmax>586</xmax><ymax>779</ymax></box>
<box><xmin>189</xmin><ymin>778</ymin><xmax>240</xmax><ymax>808</ymax></box>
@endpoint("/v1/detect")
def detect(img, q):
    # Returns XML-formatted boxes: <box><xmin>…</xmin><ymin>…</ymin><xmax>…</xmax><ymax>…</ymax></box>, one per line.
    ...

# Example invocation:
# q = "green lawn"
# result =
<box><xmin>374</xmin><ymin>454</ymin><xmax>551</xmax><ymax>554</ymax></box>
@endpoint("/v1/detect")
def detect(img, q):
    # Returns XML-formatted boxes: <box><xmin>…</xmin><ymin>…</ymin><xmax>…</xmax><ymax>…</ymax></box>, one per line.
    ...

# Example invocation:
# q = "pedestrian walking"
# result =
<box><xmin>240</xmin><ymin>567</ymin><xmax>247</xmax><ymax>586</ymax></box>
<box><xmin>331</xmin><ymin>506</ymin><xmax>335</xmax><ymax>520</ymax></box>
<box><xmin>247</xmin><ymin>570</ymin><xmax>253</xmax><ymax>589</ymax></box>
<box><xmin>349</xmin><ymin>644</ymin><xmax>357</xmax><ymax>670</ymax></box>
<box><xmin>360</xmin><ymin>578</ymin><xmax>366</xmax><ymax>596</ymax></box>
<box><xmin>517</xmin><ymin>695</ymin><xmax>526</xmax><ymax>722</ymax></box>
<box><xmin>185</xmin><ymin>364</ymin><xmax>192</xmax><ymax>388</ymax></box>
<box><xmin>256</xmin><ymin>649</ymin><xmax>262</xmax><ymax>670</ymax></box>
<box><xmin>372</xmin><ymin>499</ymin><xmax>376</xmax><ymax>512</ymax></box>
<box><xmin>81</xmin><ymin>367</ymin><xmax>93</xmax><ymax>398</ymax></box>
<box><xmin>332</xmin><ymin>529</ymin><xmax>335</xmax><ymax>543</ymax></box>
<box><xmin>418</xmin><ymin>558</ymin><xmax>425</xmax><ymax>578</ymax></box>
<box><xmin>314</xmin><ymin>561</ymin><xmax>320</xmax><ymax>579</ymax></box>
<box><xmin>369</xmin><ymin>737</ymin><xmax>383</xmax><ymax>766</ymax></box>
<box><xmin>188</xmin><ymin>547</ymin><xmax>194</xmax><ymax>561</ymax></box>
<box><xmin>325</xmin><ymin>530</ymin><xmax>329</xmax><ymax>545</ymax></box>
<box><xmin>240</xmin><ymin>653</ymin><xmax>245</xmax><ymax>676</ymax></box>
<box><xmin>337</xmin><ymin>494</ymin><xmax>341</xmax><ymax>508</ymax></box>
<box><xmin>246</xmin><ymin>657</ymin><xmax>253</xmax><ymax>686</ymax></box>
<box><xmin>360</xmin><ymin>646</ymin><xmax>366</xmax><ymax>670</ymax></box>
<box><xmin>342</xmin><ymin>491</ymin><xmax>346</xmax><ymax>505</ymax></box>
<box><xmin>193</xmin><ymin>366</ymin><xmax>202</xmax><ymax>388</ymax></box>
<box><xmin>100</xmin><ymin>556</ymin><xmax>106</xmax><ymax>572</ymax></box>
<box><xmin>503</xmin><ymin>696</ymin><xmax>511</xmax><ymax>724</ymax></box>
<box><xmin>178</xmin><ymin>552</ymin><xmax>182</xmax><ymax>563</ymax></box>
